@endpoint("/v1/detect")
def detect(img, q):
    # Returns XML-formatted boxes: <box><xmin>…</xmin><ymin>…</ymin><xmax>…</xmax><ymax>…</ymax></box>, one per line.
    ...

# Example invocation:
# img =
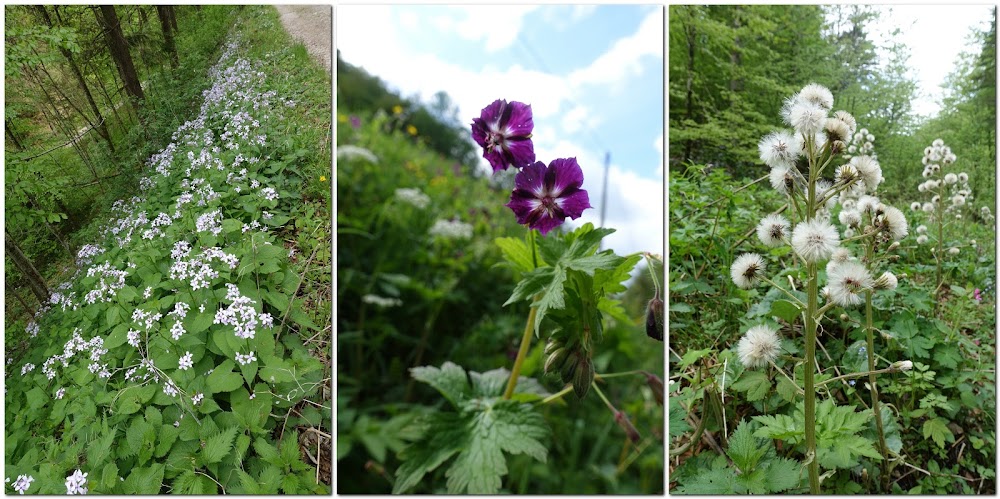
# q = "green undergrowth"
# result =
<box><xmin>5</xmin><ymin>6</ymin><xmax>331</xmax><ymax>494</ymax></box>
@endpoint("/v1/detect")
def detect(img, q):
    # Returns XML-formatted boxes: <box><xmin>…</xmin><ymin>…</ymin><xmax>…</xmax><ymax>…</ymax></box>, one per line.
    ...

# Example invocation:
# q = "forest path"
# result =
<box><xmin>274</xmin><ymin>5</ymin><xmax>332</xmax><ymax>73</ymax></box>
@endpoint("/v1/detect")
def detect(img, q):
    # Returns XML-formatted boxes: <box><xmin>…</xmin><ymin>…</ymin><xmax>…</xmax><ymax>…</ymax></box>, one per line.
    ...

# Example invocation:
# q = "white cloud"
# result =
<box><xmin>561</xmin><ymin>105</ymin><xmax>601</xmax><ymax>135</ymax></box>
<box><xmin>435</xmin><ymin>6</ymin><xmax>540</xmax><ymax>53</ymax></box>
<box><xmin>568</xmin><ymin>8</ymin><xmax>662</xmax><ymax>91</ymax></box>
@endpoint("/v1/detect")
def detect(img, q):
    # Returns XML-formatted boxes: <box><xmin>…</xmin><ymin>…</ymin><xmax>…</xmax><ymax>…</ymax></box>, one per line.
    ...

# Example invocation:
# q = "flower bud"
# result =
<box><xmin>891</xmin><ymin>360</ymin><xmax>913</xmax><ymax>372</ymax></box>
<box><xmin>645</xmin><ymin>294</ymin><xmax>664</xmax><ymax>341</ymax></box>
<box><xmin>614</xmin><ymin>410</ymin><xmax>642</xmax><ymax>444</ymax></box>
<box><xmin>572</xmin><ymin>356</ymin><xmax>595</xmax><ymax>399</ymax></box>
<box><xmin>887</xmin><ymin>242</ymin><xmax>900</xmax><ymax>252</ymax></box>
<box><xmin>644</xmin><ymin>371</ymin><xmax>664</xmax><ymax>406</ymax></box>
<box><xmin>544</xmin><ymin>348</ymin><xmax>567</xmax><ymax>375</ymax></box>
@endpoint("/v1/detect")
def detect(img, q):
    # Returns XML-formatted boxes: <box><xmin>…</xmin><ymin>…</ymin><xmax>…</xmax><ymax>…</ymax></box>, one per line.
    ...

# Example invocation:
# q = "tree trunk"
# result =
<box><xmin>5</xmin><ymin>229</ymin><xmax>50</xmax><ymax>304</ymax></box>
<box><xmin>729</xmin><ymin>8</ymin><xmax>743</xmax><ymax>93</ymax></box>
<box><xmin>97</xmin><ymin>5</ymin><xmax>145</xmax><ymax>112</ymax></box>
<box><xmin>12</xmin><ymin>289</ymin><xmax>37</xmax><ymax>320</ymax></box>
<box><xmin>156</xmin><ymin>5</ymin><xmax>179</xmax><ymax>68</ymax></box>
<box><xmin>36</xmin><ymin>5</ymin><xmax>116</xmax><ymax>154</ymax></box>
<box><xmin>6</xmin><ymin>119</ymin><xmax>24</xmax><ymax>151</ymax></box>
<box><xmin>166</xmin><ymin>5</ymin><xmax>178</xmax><ymax>32</ymax></box>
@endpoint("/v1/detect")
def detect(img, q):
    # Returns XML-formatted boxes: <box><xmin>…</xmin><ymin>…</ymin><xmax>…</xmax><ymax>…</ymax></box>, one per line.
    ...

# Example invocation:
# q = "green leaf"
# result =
<box><xmin>668</xmin><ymin>397</ymin><xmax>692</xmax><ymax>438</ymax></box>
<box><xmin>494</xmin><ymin>236</ymin><xmax>535</xmax><ymax>273</ymax></box>
<box><xmin>87</xmin><ymin>429</ymin><xmax>117</xmax><ymax>467</ymax></box>
<box><xmin>207</xmin><ymin>361</ymin><xmax>244</xmax><ymax>393</ymax></box>
<box><xmin>731</xmin><ymin>370</ymin><xmax>771</xmax><ymax>401</ymax></box>
<box><xmin>122</xmin><ymin>464</ymin><xmax>164</xmax><ymax>494</ymax></box>
<box><xmin>254</xmin><ymin>437</ymin><xmax>281</xmax><ymax>464</ymax></box>
<box><xmin>199</xmin><ymin>426</ymin><xmax>241</xmax><ymax>465</ymax></box>
<box><xmin>922</xmin><ymin>417</ymin><xmax>955</xmax><ymax>448</ymax></box>
<box><xmin>727</xmin><ymin>420</ymin><xmax>767</xmax><ymax>473</ymax></box>
<box><xmin>443</xmin><ymin>399</ymin><xmax>549</xmax><ymax>494</ymax></box>
<box><xmin>126</xmin><ymin>420</ymin><xmax>152</xmax><ymax>457</ymax></box>
<box><xmin>763</xmin><ymin>457</ymin><xmax>802</xmax><ymax>492</ymax></box>
<box><xmin>676</xmin><ymin>348</ymin><xmax>712</xmax><ymax>369</ymax></box>
<box><xmin>675</xmin><ymin>467</ymin><xmax>738</xmax><ymax>494</ymax></box>
<box><xmin>409</xmin><ymin>362</ymin><xmax>470</xmax><ymax>407</ymax></box>
<box><xmin>769</xmin><ymin>299</ymin><xmax>801</xmax><ymax>323</ymax></box>
<box><xmin>775</xmin><ymin>375</ymin><xmax>800</xmax><ymax>402</ymax></box>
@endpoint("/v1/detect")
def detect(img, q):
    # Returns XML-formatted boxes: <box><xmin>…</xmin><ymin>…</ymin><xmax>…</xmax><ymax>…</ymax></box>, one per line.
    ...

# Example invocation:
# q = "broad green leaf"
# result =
<box><xmin>87</xmin><ymin>430</ymin><xmax>117</xmax><ymax>467</ymax></box>
<box><xmin>668</xmin><ymin>397</ymin><xmax>691</xmax><ymax>438</ymax></box>
<box><xmin>443</xmin><ymin>399</ymin><xmax>549</xmax><ymax>494</ymax></box>
<box><xmin>410</xmin><ymin>362</ymin><xmax>470</xmax><ymax>407</ymax></box>
<box><xmin>207</xmin><ymin>361</ymin><xmax>244</xmax><ymax>393</ymax></box>
<box><xmin>763</xmin><ymin>457</ymin><xmax>802</xmax><ymax>492</ymax></box>
<box><xmin>494</xmin><ymin>236</ymin><xmax>535</xmax><ymax>273</ymax></box>
<box><xmin>731</xmin><ymin>370</ymin><xmax>771</xmax><ymax>401</ymax></box>
<box><xmin>727</xmin><ymin>420</ymin><xmax>767</xmax><ymax>473</ymax></box>
<box><xmin>769</xmin><ymin>299</ymin><xmax>801</xmax><ymax>323</ymax></box>
<box><xmin>199</xmin><ymin>426</ymin><xmax>241</xmax><ymax>466</ymax></box>
<box><xmin>922</xmin><ymin>417</ymin><xmax>955</xmax><ymax>448</ymax></box>
<box><xmin>674</xmin><ymin>467</ymin><xmax>738</xmax><ymax>494</ymax></box>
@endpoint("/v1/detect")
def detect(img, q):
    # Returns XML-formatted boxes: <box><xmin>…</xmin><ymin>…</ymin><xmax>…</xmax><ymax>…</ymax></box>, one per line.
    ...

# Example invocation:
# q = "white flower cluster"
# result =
<box><xmin>428</xmin><ymin>218</ymin><xmax>474</xmax><ymax>240</ymax></box>
<box><xmin>195</xmin><ymin>209</ymin><xmax>224</xmax><ymax>236</ymax></box>
<box><xmin>83</xmin><ymin>262</ymin><xmax>129</xmax><ymax>305</ymax></box>
<box><xmin>843</xmin><ymin>127</ymin><xmax>876</xmax><ymax>160</ymax></box>
<box><xmin>214</xmin><ymin>283</ymin><xmax>274</xmax><ymax>340</ymax></box>
<box><xmin>169</xmin><ymin>244</ymin><xmax>239</xmax><ymax>290</ymax></box>
<box><xmin>75</xmin><ymin>244</ymin><xmax>106</xmax><ymax>266</ymax></box>
<box><xmin>337</xmin><ymin>145</ymin><xmax>379</xmax><ymax>164</ymax></box>
<box><xmin>395</xmin><ymin>187</ymin><xmax>430</xmax><ymax>209</ymax></box>
<box><xmin>235</xmin><ymin>351</ymin><xmax>258</xmax><ymax>365</ymax></box>
<box><xmin>363</xmin><ymin>294</ymin><xmax>403</xmax><ymax>308</ymax></box>
<box><xmin>12</xmin><ymin>475</ymin><xmax>33</xmax><ymax>495</ymax></box>
<box><xmin>913</xmin><ymin>139</ymin><xmax>971</xmax><ymax>224</ymax></box>
<box><xmin>65</xmin><ymin>470</ymin><xmax>88</xmax><ymax>495</ymax></box>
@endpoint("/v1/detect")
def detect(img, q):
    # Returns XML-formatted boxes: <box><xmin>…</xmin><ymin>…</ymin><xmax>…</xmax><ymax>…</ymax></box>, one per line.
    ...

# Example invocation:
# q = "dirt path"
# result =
<box><xmin>274</xmin><ymin>5</ymin><xmax>332</xmax><ymax>73</ymax></box>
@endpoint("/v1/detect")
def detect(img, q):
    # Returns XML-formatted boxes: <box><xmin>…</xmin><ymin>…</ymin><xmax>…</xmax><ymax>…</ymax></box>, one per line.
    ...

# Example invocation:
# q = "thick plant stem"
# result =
<box><xmin>804</xmin><ymin>261</ymin><xmax>821</xmax><ymax>494</ymax></box>
<box><xmin>503</xmin><ymin>302</ymin><xmax>539</xmax><ymax>400</ymax></box>
<box><xmin>865</xmin><ymin>290</ymin><xmax>889</xmax><ymax>490</ymax></box>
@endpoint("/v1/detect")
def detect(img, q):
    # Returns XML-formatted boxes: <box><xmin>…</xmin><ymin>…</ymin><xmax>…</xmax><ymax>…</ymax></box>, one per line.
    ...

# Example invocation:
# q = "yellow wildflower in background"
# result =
<box><xmin>392</xmin><ymin>105</ymin><xmax>403</xmax><ymax>115</ymax></box>
<box><xmin>337</xmin><ymin>114</ymin><xmax>348</xmax><ymax>122</ymax></box>
<box><xmin>406</xmin><ymin>125</ymin><xmax>418</xmax><ymax>136</ymax></box>
<box><xmin>320</xmin><ymin>175</ymin><xmax>327</xmax><ymax>182</ymax></box>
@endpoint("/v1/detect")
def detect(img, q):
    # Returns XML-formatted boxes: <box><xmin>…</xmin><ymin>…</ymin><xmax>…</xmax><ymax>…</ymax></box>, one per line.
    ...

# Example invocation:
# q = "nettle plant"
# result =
<box><xmin>391</xmin><ymin>99</ymin><xmax>662</xmax><ymax>494</ymax></box>
<box><xmin>909</xmin><ymin>139</ymin><xmax>974</xmax><ymax>293</ymax></box>
<box><xmin>718</xmin><ymin>84</ymin><xmax>914</xmax><ymax>494</ymax></box>
<box><xmin>5</xmin><ymin>38</ymin><xmax>327</xmax><ymax>494</ymax></box>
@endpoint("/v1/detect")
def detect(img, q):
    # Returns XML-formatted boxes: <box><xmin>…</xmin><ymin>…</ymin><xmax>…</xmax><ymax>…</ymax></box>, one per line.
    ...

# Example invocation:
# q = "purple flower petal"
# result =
<box><xmin>506</xmin><ymin>158</ymin><xmax>592</xmax><ymax>235</ymax></box>
<box><xmin>470</xmin><ymin>99</ymin><xmax>535</xmax><ymax>172</ymax></box>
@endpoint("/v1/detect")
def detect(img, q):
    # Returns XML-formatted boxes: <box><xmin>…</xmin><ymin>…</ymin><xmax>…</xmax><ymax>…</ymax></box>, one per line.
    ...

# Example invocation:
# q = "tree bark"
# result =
<box><xmin>36</xmin><ymin>5</ymin><xmax>115</xmax><ymax>154</ymax></box>
<box><xmin>156</xmin><ymin>6</ymin><xmax>179</xmax><ymax>68</ymax></box>
<box><xmin>6</xmin><ymin>119</ymin><xmax>24</xmax><ymax>151</ymax></box>
<box><xmin>166</xmin><ymin>5</ymin><xmax>178</xmax><ymax>32</ymax></box>
<box><xmin>97</xmin><ymin>5</ymin><xmax>144</xmax><ymax>112</ymax></box>
<box><xmin>5</xmin><ymin>229</ymin><xmax>50</xmax><ymax>304</ymax></box>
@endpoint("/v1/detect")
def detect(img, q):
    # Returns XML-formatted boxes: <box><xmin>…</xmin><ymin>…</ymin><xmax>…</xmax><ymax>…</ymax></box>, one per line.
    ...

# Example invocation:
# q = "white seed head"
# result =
<box><xmin>731</xmin><ymin>253</ymin><xmax>767</xmax><ymax>289</ymax></box>
<box><xmin>791</xmin><ymin>218</ymin><xmax>841</xmax><ymax>263</ymax></box>
<box><xmin>737</xmin><ymin>325</ymin><xmax>782</xmax><ymax>369</ymax></box>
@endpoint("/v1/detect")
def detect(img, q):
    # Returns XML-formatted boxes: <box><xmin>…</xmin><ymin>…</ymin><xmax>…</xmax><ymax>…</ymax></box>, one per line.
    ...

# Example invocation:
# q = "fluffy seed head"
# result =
<box><xmin>756</xmin><ymin>213</ymin><xmax>791</xmax><ymax>247</ymax></box>
<box><xmin>878</xmin><ymin>205</ymin><xmax>908</xmax><ymax>241</ymax></box>
<box><xmin>791</xmin><ymin>218</ymin><xmax>841</xmax><ymax>263</ymax></box>
<box><xmin>838</xmin><ymin>209</ymin><xmax>861</xmax><ymax>228</ymax></box>
<box><xmin>798</xmin><ymin>83</ymin><xmax>834</xmax><ymax>110</ymax></box>
<box><xmin>874</xmin><ymin>271</ymin><xmax>898</xmax><ymax>291</ymax></box>
<box><xmin>731</xmin><ymin>253</ymin><xmax>767</xmax><ymax>289</ymax></box>
<box><xmin>737</xmin><ymin>325</ymin><xmax>782</xmax><ymax>369</ymax></box>
<box><xmin>850</xmin><ymin>155</ymin><xmax>882</xmax><ymax>191</ymax></box>
<box><xmin>758</xmin><ymin>130</ymin><xmax>802</xmax><ymax>168</ymax></box>
<box><xmin>827</xmin><ymin>261</ymin><xmax>873</xmax><ymax>307</ymax></box>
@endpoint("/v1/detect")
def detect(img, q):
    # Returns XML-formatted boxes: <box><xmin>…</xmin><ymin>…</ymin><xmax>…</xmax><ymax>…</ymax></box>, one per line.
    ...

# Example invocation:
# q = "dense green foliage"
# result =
<box><xmin>337</xmin><ymin>72</ymin><xmax>664</xmax><ymax>492</ymax></box>
<box><xmin>668</xmin><ymin>8</ymin><xmax>996</xmax><ymax>492</ymax></box>
<box><xmin>5</xmin><ymin>6</ymin><xmax>331</xmax><ymax>494</ymax></box>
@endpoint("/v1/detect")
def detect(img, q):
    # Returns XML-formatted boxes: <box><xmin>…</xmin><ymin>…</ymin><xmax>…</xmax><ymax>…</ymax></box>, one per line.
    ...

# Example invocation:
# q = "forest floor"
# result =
<box><xmin>275</xmin><ymin>5</ymin><xmax>332</xmax><ymax>73</ymax></box>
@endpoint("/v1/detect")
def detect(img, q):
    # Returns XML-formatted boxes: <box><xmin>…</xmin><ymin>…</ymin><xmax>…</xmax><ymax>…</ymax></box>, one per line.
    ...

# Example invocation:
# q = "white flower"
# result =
<box><xmin>769</xmin><ymin>165</ymin><xmax>795</xmax><ymax>195</ymax></box>
<box><xmin>730</xmin><ymin>253</ymin><xmax>766</xmax><ymax>289</ymax></box>
<box><xmin>922</xmin><ymin>202</ymin><xmax>934</xmax><ymax>213</ymax></box>
<box><xmin>798</xmin><ymin>83</ymin><xmax>834</xmax><ymax>110</ymax></box>
<box><xmin>787</xmin><ymin>102</ymin><xmax>827</xmax><ymax>136</ymax></box>
<box><xmin>958</xmin><ymin>172</ymin><xmax>969</xmax><ymax>183</ymax></box>
<box><xmin>892</xmin><ymin>360</ymin><xmax>913</xmax><ymax>372</ymax></box>
<box><xmin>838</xmin><ymin>209</ymin><xmax>861</xmax><ymax>228</ymax></box>
<box><xmin>192</xmin><ymin>392</ymin><xmax>204</xmax><ymax>405</ymax></box>
<box><xmin>394</xmin><ymin>187</ymin><xmax>430</xmax><ymax>209</ymax></box>
<box><xmin>235</xmin><ymin>351</ymin><xmax>257</xmax><ymax>366</ymax></box>
<box><xmin>827</xmin><ymin>261</ymin><xmax>873</xmax><ymax>307</ymax></box>
<box><xmin>916</xmin><ymin>234</ymin><xmax>929</xmax><ymax>245</ymax></box>
<box><xmin>13</xmin><ymin>475</ymin><xmax>33</xmax><ymax>495</ymax></box>
<box><xmin>756</xmin><ymin>214</ymin><xmax>791</xmax><ymax>247</ymax></box>
<box><xmin>948</xmin><ymin>247</ymin><xmax>960</xmax><ymax>255</ymax></box>
<box><xmin>362</xmin><ymin>294</ymin><xmax>402</xmax><ymax>307</ymax></box>
<box><xmin>944</xmin><ymin>173</ymin><xmax>958</xmax><ymax>184</ymax></box>
<box><xmin>791</xmin><ymin>219</ymin><xmax>840</xmax><ymax>263</ymax></box>
<box><xmin>916</xmin><ymin>225</ymin><xmax>927</xmax><ymax>235</ymax></box>
<box><xmin>850</xmin><ymin>155</ymin><xmax>882</xmax><ymax>191</ymax></box>
<box><xmin>179</xmin><ymin>351</ymin><xmax>194</xmax><ymax>370</ymax></box>
<box><xmin>428</xmin><ymin>219</ymin><xmax>474</xmax><ymax>240</ymax></box>
<box><xmin>874</xmin><ymin>272</ymin><xmax>898</xmax><ymax>291</ymax></box>
<box><xmin>910</xmin><ymin>202</ymin><xmax>921</xmax><ymax>211</ymax></box>
<box><xmin>55</xmin><ymin>387</ymin><xmax>66</xmax><ymax>400</ymax></box>
<box><xmin>737</xmin><ymin>325</ymin><xmax>782</xmax><ymax>369</ymax></box>
<box><xmin>758</xmin><ymin>131</ymin><xmax>802</xmax><ymax>168</ymax></box>
<box><xmin>878</xmin><ymin>205</ymin><xmax>908</xmax><ymax>241</ymax></box>
<box><xmin>337</xmin><ymin>145</ymin><xmax>379</xmax><ymax>163</ymax></box>
<box><xmin>163</xmin><ymin>381</ymin><xmax>179</xmax><ymax>397</ymax></box>
<box><xmin>952</xmin><ymin>194</ymin><xmax>966</xmax><ymax>207</ymax></box>
<box><xmin>65</xmin><ymin>469</ymin><xmax>88</xmax><ymax>495</ymax></box>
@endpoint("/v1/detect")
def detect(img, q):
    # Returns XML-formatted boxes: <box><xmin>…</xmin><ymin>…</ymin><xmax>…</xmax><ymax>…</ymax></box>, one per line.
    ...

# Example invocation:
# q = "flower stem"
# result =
<box><xmin>503</xmin><ymin>301</ymin><xmax>539</xmax><ymax>400</ymax></box>
<box><xmin>866</xmin><ymin>289</ymin><xmax>890</xmax><ymax>490</ymax></box>
<box><xmin>591</xmin><ymin>381</ymin><xmax>616</xmax><ymax>412</ymax></box>
<box><xmin>804</xmin><ymin>261</ymin><xmax>821</xmax><ymax>494</ymax></box>
<box><xmin>596</xmin><ymin>370</ymin><xmax>644</xmax><ymax>380</ymax></box>
<box><xmin>540</xmin><ymin>385</ymin><xmax>574</xmax><ymax>404</ymax></box>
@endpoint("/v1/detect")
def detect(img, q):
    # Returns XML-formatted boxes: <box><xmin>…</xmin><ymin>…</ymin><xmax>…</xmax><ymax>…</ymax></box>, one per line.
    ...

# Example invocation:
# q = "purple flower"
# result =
<box><xmin>350</xmin><ymin>115</ymin><xmax>361</xmax><ymax>129</ymax></box>
<box><xmin>471</xmin><ymin>99</ymin><xmax>535</xmax><ymax>172</ymax></box>
<box><xmin>506</xmin><ymin>158</ymin><xmax>592</xmax><ymax>235</ymax></box>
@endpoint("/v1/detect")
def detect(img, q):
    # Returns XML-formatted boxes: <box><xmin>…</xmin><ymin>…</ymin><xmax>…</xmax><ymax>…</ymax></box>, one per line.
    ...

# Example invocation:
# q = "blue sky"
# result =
<box><xmin>336</xmin><ymin>5</ymin><xmax>664</xmax><ymax>259</ymax></box>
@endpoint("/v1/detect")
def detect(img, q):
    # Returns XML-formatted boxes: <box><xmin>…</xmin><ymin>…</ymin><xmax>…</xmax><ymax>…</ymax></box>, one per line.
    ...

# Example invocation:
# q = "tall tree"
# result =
<box><xmin>96</xmin><ymin>5</ymin><xmax>144</xmax><ymax>112</ymax></box>
<box><xmin>35</xmin><ymin>5</ymin><xmax>115</xmax><ymax>154</ymax></box>
<box><xmin>5</xmin><ymin>229</ymin><xmax>50</xmax><ymax>304</ymax></box>
<box><xmin>156</xmin><ymin>5</ymin><xmax>178</xmax><ymax>68</ymax></box>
